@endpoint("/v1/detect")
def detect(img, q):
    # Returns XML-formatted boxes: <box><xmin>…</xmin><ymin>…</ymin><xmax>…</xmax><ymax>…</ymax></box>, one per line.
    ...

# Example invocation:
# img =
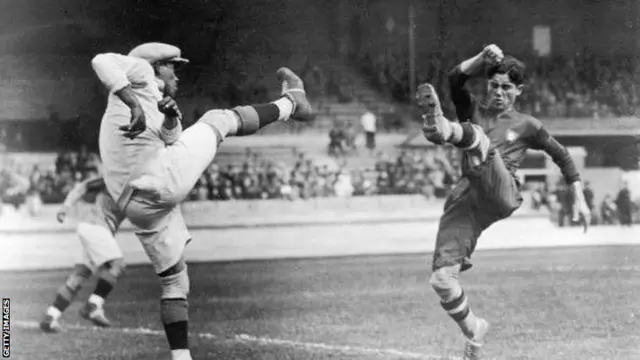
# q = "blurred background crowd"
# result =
<box><xmin>0</xmin><ymin>0</ymin><xmax>638</xmax><ymax>226</ymax></box>
<box><xmin>359</xmin><ymin>52</ymin><xmax>640</xmax><ymax>119</ymax></box>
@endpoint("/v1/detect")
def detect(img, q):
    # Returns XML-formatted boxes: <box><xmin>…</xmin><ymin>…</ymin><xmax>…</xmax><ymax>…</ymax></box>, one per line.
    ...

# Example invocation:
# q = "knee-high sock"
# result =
<box><xmin>49</xmin><ymin>264</ymin><xmax>92</xmax><ymax>318</ymax></box>
<box><xmin>90</xmin><ymin>258</ymin><xmax>126</xmax><ymax>307</ymax></box>
<box><xmin>205</xmin><ymin>97</ymin><xmax>294</xmax><ymax>140</ymax></box>
<box><xmin>159</xmin><ymin>260</ymin><xmax>190</xmax><ymax>356</ymax></box>
<box><xmin>430</xmin><ymin>266</ymin><xmax>480</xmax><ymax>340</ymax></box>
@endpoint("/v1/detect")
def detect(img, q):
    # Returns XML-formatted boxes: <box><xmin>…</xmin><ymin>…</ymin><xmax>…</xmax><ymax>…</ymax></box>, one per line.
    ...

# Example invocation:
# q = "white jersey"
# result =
<box><xmin>92</xmin><ymin>53</ymin><xmax>182</xmax><ymax>206</ymax></box>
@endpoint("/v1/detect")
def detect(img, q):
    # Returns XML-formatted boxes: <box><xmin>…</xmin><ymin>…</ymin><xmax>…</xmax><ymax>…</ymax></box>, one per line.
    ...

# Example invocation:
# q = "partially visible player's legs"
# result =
<box><xmin>40</xmin><ymin>264</ymin><xmax>92</xmax><ymax>333</ymax></box>
<box><xmin>431</xmin><ymin>265</ymin><xmax>490</xmax><ymax>360</ymax></box>
<box><xmin>157</xmin><ymin>259</ymin><xmax>191</xmax><ymax>360</ymax></box>
<box><xmin>126</xmin><ymin>204</ymin><xmax>192</xmax><ymax>360</ymax></box>
<box><xmin>79</xmin><ymin>258</ymin><xmax>125</xmax><ymax>327</ymax></box>
<box><xmin>130</xmin><ymin>67</ymin><xmax>314</xmax><ymax>205</ymax></box>
<box><xmin>75</xmin><ymin>206</ymin><xmax>126</xmax><ymax>327</ymax></box>
<box><xmin>430</xmin><ymin>182</ymin><xmax>493</xmax><ymax>359</ymax></box>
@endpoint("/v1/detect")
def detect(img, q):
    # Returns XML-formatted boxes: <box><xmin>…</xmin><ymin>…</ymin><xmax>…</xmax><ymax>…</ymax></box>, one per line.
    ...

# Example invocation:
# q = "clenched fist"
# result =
<box><xmin>482</xmin><ymin>44</ymin><xmax>504</xmax><ymax>65</ymax></box>
<box><xmin>158</xmin><ymin>96</ymin><xmax>182</xmax><ymax>119</ymax></box>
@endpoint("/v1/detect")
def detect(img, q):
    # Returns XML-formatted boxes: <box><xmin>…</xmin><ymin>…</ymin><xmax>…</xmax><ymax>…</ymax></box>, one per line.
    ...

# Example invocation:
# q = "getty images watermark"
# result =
<box><xmin>2</xmin><ymin>298</ymin><xmax>9</xmax><ymax>358</ymax></box>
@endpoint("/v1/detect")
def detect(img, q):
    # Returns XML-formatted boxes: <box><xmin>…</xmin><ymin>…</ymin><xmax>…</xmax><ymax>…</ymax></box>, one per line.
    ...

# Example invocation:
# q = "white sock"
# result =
<box><xmin>273</xmin><ymin>97</ymin><xmax>294</xmax><ymax>121</ymax></box>
<box><xmin>46</xmin><ymin>306</ymin><xmax>62</xmax><ymax>320</ymax></box>
<box><xmin>88</xmin><ymin>294</ymin><xmax>105</xmax><ymax>308</ymax></box>
<box><xmin>171</xmin><ymin>349</ymin><xmax>192</xmax><ymax>360</ymax></box>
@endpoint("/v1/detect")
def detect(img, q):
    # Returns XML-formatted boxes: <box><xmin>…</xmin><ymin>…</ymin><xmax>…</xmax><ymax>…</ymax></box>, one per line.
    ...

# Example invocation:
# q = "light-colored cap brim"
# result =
<box><xmin>171</xmin><ymin>57</ymin><xmax>189</xmax><ymax>64</ymax></box>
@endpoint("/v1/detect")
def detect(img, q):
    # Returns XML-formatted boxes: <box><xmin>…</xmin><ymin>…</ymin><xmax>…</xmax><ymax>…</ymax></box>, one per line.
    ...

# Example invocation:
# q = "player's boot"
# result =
<box><xmin>276</xmin><ymin>67</ymin><xmax>315</xmax><ymax>121</ymax></box>
<box><xmin>415</xmin><ymin>83</ymin><xmax>452</xmax><ymax>145</ymax></box>
<box><xmin>462</xmin><ymin>317</ymin><xmax>490</xmax><ymax>360</ymax></box>
<box><xmin>39</xmin><ymin>314</ymin><xmax>62</xmax><ymax>333</ymax></box>
<box><xmin>80</xmin><ymin>302</ymin><xmax>111</xmax><ymax>328</ymax></box>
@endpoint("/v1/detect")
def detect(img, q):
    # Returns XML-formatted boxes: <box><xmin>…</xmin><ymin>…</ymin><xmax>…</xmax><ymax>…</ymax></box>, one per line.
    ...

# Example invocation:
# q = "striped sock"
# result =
<box><xmin>452</xmin><ymin>123</ymin><xmax>479</xmax><ymax>149</ymax></box>
<box><xmin>441</xmin><ymin>290</ymin><xmax>470</xmax><ymax>322</ymax></box>
<box><xmin>450</xmin><ymin>123</ymin><xmax>490</xmax><ymax>164</ymax></box>
<box><xmin>440</xmin><ymin>290</ymin><xmax>478</xmax><ymax>338</ymax></box>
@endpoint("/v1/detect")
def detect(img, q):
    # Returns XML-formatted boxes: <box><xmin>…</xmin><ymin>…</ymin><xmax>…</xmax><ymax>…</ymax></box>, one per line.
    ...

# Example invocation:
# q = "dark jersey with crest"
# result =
<box><xmin>448</xmin><ymin>66</ymin><xmax>580</xmax><ymax>184</ymax></box>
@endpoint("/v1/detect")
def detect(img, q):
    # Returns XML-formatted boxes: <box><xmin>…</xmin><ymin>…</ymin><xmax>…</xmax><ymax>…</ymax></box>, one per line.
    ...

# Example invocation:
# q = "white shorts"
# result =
<box><xmin>125</xmin><ymin>194</ymin><xmax>190</xmax><ymax>274</ymax></box>
<box><xmin>77</xmin><ymin>222</ymin><xmax>123</xmax><ymax>270</ymax></box>
<box><xmin>76</xmin><ymin>191</ymin><xmax>125</xmax><ymax>270</ymax></box>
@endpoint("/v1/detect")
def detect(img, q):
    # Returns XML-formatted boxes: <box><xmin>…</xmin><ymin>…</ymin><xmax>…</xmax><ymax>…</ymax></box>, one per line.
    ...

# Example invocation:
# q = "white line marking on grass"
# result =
<box><xmin>15</xmin><ymin>320</ymin><xmax>454</xmax><ymax>359</ymax></box>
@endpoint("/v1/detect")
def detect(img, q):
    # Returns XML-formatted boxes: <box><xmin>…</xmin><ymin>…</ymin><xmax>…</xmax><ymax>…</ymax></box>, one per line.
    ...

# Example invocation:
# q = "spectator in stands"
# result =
<box><xmin>616</xmin><ymin>182</ymin><xmax>633</xmax><ymax>226</ymax></box>
<box><xmin>334</xmin><ymin>171</ymin><xmax>354</xmax><ymax>197</ymax></box>
<box><xmin>360</xmin><ymin>110</ymin><xmax>377</xmax><ymax>154</ymax></box>
<box><xmin>0</xmin><ymin>164</ymin><xmax>29</xmax><ymax>210</ymax></box>
<box><xmin>600</xmin><ymin>194</ymin><xmax>617</xmax><ymax>225</ymax></box>
<box><xmin>583</xmin><ymin>181</ymin><xmax>595</xmax><ymax>224</ymax></box>
<box><xmin>328</xmin><ymin>122</ymin><xmax>347</xmax><ymax>157</ymax></box>
<box><xmin>554</xmin><ymin>181</ymin><xmax>574</xmax><ymax>227</ymax></box>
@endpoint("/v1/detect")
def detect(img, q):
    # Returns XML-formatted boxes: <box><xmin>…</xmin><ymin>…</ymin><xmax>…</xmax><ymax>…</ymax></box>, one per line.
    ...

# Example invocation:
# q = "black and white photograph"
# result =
<box><xmin>0</xmin><ymin>0</ymin><xmax>639</xmax><ymax>359</ymax></box>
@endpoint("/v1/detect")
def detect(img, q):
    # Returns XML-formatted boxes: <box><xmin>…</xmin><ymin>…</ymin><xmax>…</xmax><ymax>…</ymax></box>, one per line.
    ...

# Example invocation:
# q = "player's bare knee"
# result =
<box><xmin>430</xmin><ymin>266</ymin><xmax>462</xmax><ymax>302</ymax></box>
<box><xmin>67</xmin><ymin>264</ymin><xmax>93</xmax><ymax>288</ymax></box>
<box><xmin>98</xmin><ymin>258</ymin><xmax>126</xmax><ymax>283</ymax></box>
<box><xmin>159</xmin><ymin>260</ymin><xmax>190</xmax><ymax>300</ymax></box>
<box><xmin>60</xmin><ymin>264</ymin><xmax>93</xmax><ymax>298</ymax></box>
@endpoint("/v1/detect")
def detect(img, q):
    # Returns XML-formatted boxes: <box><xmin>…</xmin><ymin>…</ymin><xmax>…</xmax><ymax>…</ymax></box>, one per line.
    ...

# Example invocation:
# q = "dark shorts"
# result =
<box><xmin>432</xmin><ymin>149</ymin><xmax>523</xmax><ymax>272</ymax></box>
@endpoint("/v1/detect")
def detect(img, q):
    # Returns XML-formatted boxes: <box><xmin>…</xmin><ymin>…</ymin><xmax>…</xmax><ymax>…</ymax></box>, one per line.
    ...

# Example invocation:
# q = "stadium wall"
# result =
<box><xmin>0</xmin><ymin>194</ymin><xmax>545</xmax><ymax>234</ymax></box>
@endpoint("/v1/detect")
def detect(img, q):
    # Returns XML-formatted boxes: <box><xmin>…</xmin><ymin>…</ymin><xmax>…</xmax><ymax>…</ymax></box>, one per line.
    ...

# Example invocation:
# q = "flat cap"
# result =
<box><xmin>128</xmin><ymin>42</ymin><xmax>189</xmax><ymax>65</ymax></box>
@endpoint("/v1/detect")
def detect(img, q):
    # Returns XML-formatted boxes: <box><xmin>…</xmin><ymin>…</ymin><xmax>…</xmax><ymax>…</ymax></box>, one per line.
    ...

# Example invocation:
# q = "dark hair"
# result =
<box><xmin>486</xmin><ymin>55</ymin><xmax>526</xmax><ymax>85</ymax></box>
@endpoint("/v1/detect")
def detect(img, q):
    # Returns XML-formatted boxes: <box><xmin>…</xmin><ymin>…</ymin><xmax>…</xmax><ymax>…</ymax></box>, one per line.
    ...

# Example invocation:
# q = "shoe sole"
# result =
<box><xmin>277</xmin><ymin>67</ymin><xmax>314</xmax><ymax>121</ymax></box>
<box><xmin>417</xmin><ymin>83</ymin><xmax>447</xmax><ymax>143</ymax></box>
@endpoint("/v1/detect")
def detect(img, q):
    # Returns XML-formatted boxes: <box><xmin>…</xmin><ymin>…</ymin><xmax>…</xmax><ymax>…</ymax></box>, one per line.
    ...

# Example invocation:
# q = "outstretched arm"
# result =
<box><xmin>57</xmin><ymin>181</ymin><xmax>88</xmax><ymax>223</ymax></box>
<box><xmin>531</xmin><ymin>127</ymin><xmax>591</xmax><ymax>231</ymax></box>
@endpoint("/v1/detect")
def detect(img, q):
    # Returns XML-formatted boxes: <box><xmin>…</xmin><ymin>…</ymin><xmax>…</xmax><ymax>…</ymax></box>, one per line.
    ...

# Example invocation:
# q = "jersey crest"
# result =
<box><xmin>505</xmin><ymin>129</ymin><xmax>519</xmax><ymax>142</ymax></box>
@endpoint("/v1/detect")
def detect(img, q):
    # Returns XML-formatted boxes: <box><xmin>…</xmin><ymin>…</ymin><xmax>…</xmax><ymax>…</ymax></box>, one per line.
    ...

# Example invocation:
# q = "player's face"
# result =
<box><xmin>156</xmin><ymin>63</ymin><xmax>179</xmax><ymax>97</ymax></box>
<box><xmin>486</xmin><ymin>73</ymin><xmax>522</xmax><ymax>111</ymax></box>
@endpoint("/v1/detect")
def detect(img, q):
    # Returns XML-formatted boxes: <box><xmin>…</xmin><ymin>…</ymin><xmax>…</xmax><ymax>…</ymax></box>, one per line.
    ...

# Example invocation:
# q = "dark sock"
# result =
<box><xmin>233</xmin><ymin>102</ymin><xmax>282</xmax><ymax>136</ymax></box>
<box><xmin>252</xmin><ymin>103</ymin><xmax>280</xmax><ymax>129</ymax></box>
<box><xmin>161</xmin><ymin>298</ymin><xmax>189</xmax><ymax>350</ymax></box>
<box><xmin>163</xmin><ymin>321</ymin><xmax>189</xmax><ymax>350</ymax></box>
<box><xmin>52</xmin><ymin>292</ymin><xmax>72</xmax><ymax>312</ymax></box>
<box><xmin>93</xmin><ymin>278</ymin><xmax>114</xmax><ymax>299</ymax></box>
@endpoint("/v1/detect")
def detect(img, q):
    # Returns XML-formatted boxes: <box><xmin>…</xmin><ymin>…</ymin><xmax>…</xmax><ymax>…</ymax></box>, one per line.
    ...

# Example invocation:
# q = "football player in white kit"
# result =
<box><xmin>92</xmin><ymin>42</ymin><xmax>313</xmax><ymax>359</ymax></box>
<box><xmin>40</xmin><ymin>170</ymin><xmax>126</xmax><ymax>333</ymax></box>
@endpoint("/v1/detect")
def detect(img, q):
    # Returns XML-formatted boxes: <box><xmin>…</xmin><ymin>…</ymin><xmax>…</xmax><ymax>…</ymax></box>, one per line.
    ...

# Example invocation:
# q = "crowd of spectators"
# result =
<box><xmin>530</xmin><ymin>180</ymin><xmax>637</xmax><ymax>226</ymax></box>
<box><xmin>187</xmin><ymin>147</ymin><xmax>460</xmax><ymax>201</ymax></box>
<box><xmin>1</xmin><ymin>145</ymin><xmax>461</xmax><ymax>212</ymax></box>
<box><xmin>356</xmin><ymin>50</ymin><xmax>640</xmax><ymax>119</ymax></box>
<box><xmin>0</xmin><ymin>145</ymin><xmax>101</xmax><ymax>212</ymax></box>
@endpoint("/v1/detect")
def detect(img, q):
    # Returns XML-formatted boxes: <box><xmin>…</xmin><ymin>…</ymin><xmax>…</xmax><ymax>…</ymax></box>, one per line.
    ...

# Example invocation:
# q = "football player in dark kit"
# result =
<box><xmin>416</xmin><ymin>44</ymin><xmax>591</xmax><ymax>360</ymax></box>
